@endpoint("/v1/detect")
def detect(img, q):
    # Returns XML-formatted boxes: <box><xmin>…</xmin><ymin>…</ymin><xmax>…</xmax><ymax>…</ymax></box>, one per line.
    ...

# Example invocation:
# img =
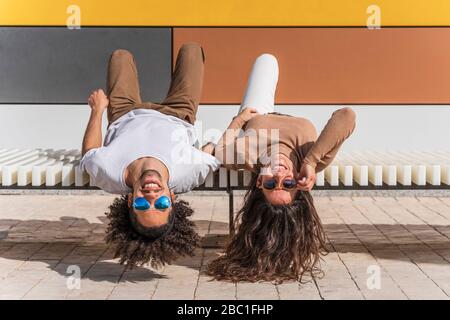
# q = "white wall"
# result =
<box><xmin>1</xmin><ymin>104</ymin><xmax>449</xmax><ymax>151</ymax></box>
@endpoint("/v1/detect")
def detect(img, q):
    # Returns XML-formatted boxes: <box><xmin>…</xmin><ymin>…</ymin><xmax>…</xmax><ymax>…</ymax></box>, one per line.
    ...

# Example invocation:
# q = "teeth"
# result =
<box><xmin>144</xmin><ymin>183</ymin><xmax>159</xmax><ymax>189</ymax></box>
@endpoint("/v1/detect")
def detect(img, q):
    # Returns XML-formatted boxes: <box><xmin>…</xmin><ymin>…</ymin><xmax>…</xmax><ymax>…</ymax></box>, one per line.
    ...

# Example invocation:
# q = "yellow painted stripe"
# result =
<box><xmin>1</xmin><ymin>0</ymin><xmax>450</xmax><ymax>26</ymax></box>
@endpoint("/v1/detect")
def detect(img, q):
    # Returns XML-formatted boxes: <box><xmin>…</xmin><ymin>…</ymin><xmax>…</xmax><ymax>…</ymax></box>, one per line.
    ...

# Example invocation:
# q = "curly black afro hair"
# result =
<box><xmin>105</xmin><ymin>195</ymin><xmax>200</xmax><ymax>269</ymax></box>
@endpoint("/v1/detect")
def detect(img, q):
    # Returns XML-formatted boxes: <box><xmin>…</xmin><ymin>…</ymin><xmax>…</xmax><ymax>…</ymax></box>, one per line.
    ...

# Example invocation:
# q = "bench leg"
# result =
<box><xmin>228</xmin><ymin>190</ymin><xmax>234</xmax><ymax>236</ymax></box>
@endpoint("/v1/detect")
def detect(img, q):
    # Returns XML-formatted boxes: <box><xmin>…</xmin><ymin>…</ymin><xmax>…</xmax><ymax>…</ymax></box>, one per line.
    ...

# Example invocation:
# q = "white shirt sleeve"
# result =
<box><xmin>78</xmin><ymin>146</ymin><xmax>132</xmax><ymax>194</ymax></box>
<box><xmin>170</xmin><ymin>147</ymin><xmax>221</xmax><ymax>194</ymax></box>
<box><xmin>79</xmin><ymin>148</ymin><xmax>100</xmax><ymax>177</ymax></box>
<box><xmin>79</xmin><ymin>147</ymin><xmax>111</xmax><ymax>190</ymax></box>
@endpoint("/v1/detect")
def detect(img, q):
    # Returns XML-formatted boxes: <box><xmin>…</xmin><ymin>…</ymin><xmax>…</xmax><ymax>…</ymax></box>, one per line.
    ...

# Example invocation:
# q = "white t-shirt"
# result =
<box><xmin>80</xmin><ymin>109</ymin><xmax>220</xmax><ymax>194</ymax></box>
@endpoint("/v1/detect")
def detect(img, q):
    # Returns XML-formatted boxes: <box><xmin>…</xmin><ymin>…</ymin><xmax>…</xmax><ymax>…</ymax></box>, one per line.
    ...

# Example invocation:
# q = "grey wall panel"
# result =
<box><xmin>0</xmin><ymin>27</ymin><xmax>171</xmax><ymax>103</ymax></box>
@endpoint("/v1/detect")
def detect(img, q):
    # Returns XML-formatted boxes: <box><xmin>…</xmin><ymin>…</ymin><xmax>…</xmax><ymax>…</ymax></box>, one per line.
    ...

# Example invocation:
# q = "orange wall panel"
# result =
<box><xmin>173</xmin><ymin>28</ymin><xmax>450</xmax><ymax>104</ymax></box>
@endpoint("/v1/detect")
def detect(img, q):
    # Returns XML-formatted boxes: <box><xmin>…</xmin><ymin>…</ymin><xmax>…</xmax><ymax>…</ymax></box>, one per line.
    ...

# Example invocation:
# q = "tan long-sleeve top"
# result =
<box><xmin>214</xmin><ymin>107</ymin><xmax>356</xmax><ymax>173</ymax></box>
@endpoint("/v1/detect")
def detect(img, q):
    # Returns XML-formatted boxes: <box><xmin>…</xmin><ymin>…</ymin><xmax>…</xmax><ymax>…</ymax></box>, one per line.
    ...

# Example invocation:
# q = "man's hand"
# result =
<box><xmin>234</xmin><ymin>107</ymin><xmax>259</xmax><ymax>124</ymax></box>
<box><xmin>88</xmin><ymin>89</ymin><xmax>109</xmax><ymax>114</ymax></box>
<box><xmin>297</xmin><ymin>162</ymin><xmax>316</xmax><ymax>191</ymax></box>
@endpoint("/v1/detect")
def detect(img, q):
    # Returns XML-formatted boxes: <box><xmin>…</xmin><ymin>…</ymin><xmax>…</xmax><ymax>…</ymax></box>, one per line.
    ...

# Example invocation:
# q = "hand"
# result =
<box><xmin>235</xmin><ymin>107</ymin><xmax>259</xmax><ymax>123</ymax></box>
<box><xmin>201</xmin><ymin>142</ymin><xmax>216</xmax><ymax>156</ymax></box>
<box><xmin>297</xmin><ymin>162</ymin><xmax>316</xmax><ymax>191</ymax></box>
<box><xmin>88</xmin><ymin>89</ymin><xmax>109</xmax><ymax>114</ymax></box>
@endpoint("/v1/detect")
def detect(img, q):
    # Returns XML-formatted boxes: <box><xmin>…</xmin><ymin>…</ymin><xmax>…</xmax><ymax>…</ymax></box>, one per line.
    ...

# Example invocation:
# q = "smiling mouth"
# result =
<box><xmin>273</xmin><ymin>164</ymin><xmax>287</xmax><ymax>170</ymax></box>
<box><xmin>272</xmin><ymin>160</ymin><xmax>288</xmax><ymax>171</ymax></box>
<box><xmin>141</xmin><ymin>175</ymin><xmax>162</xmax><ymax>192</ymax></box>
<box><xmin>271</xmin><ymin>155</ymin><xmax>291</xmax><ymax>172</ymax></box>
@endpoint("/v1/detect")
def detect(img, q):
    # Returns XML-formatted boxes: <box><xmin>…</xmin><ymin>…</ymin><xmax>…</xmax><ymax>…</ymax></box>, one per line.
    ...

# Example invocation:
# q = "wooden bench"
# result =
<box><xmin>2</xmin><ymin>148</ymin><xmax>450</xmax><ymax>235</ymax></box>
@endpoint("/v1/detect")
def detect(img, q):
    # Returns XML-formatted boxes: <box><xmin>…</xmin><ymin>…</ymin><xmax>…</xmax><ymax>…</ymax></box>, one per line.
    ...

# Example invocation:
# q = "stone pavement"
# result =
<box><xmin>0</xmin><ymin>192</ymin><xmax>450</xmax><ymax>300</ymax></box>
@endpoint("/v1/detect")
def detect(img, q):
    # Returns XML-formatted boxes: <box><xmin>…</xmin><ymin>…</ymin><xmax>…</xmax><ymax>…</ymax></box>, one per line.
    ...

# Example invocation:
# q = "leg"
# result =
<box><xmin>239</xmin><ymin>53</ymin><xmax>279</xmax><ymax>115</ymax></box>
<box><xmin>150</xmin><ymin>42</ymin><xmax>205</xmax><ymax>125</ymax></box>
<box><xmin>106</xmin><ymin>49</ymin><xmax>142</xmax><ymax>125</ymax></box>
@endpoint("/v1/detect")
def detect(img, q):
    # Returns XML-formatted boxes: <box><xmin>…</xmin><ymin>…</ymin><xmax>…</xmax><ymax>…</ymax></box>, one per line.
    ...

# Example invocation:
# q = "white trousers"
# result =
<box><xmin>239</xmin><ymin>53</ymin><xmax>279</xmax><ymax>115</ymax></box>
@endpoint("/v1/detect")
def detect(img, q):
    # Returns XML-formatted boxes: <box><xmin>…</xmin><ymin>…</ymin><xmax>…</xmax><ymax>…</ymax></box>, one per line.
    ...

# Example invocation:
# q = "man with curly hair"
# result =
<box><xmin>79</xmin><ymin>43</ymin><xmax>220</xmax><ymax>268</ymax></box>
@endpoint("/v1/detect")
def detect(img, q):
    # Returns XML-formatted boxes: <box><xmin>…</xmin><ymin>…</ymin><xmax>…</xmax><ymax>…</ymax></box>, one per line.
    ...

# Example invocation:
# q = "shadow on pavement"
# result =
<box><xmin>1</xmin><ymin>217</ymin><xmax>449</xmax><ymax>284</ymax></box>
<box><xmin>0</xmin><ymin>216</ymin><xmax>227</xmax><ymax>284</ymax></box>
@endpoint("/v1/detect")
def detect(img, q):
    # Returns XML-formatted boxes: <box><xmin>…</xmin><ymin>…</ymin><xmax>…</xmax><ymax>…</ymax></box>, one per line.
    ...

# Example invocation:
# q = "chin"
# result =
<box><xmin>270</xmin><ymin>198</ymin><xmax>292</xmax><ymax>206</ymax></box>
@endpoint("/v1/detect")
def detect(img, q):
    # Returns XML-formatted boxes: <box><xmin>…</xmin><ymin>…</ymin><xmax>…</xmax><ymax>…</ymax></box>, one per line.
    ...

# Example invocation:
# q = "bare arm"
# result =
<box><xmin>81</xmin><ymin>89</ymin><xmax>109</xmax><ymax>157</ymax></box>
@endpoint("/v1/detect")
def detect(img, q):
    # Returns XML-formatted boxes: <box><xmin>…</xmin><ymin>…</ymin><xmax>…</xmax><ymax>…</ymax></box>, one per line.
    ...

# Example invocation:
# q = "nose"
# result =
<box><xmin>139</xmin><ymin>196</ymin><xmax>157</xmax><ymax>209</ymax></box>
<box><xmin>143</xmin><ymin>191</ymin><xmax>161</xmax><ymax>203</ymax></box>
<box><xmin>271</xmin><ymin>172</ymin><xmax>290</xmax><ymax>190</ymax></box>
<box><xmin>273</xmin><ymin>170</ymin><xmax>285</xmax><ymax>178</ymax></box>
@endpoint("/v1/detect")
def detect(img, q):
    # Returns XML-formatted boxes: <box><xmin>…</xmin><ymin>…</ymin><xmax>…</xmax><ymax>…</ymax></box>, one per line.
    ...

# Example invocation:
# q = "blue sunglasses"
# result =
<box><xmin>133</xmin><ymin>196</ymin><xmax>172</xmax><ymax>211</ymax></box>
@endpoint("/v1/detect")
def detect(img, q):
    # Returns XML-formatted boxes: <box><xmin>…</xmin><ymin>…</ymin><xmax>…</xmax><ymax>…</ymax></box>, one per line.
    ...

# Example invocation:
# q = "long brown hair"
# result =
<box><xmin>207</xmin><ymin>173</ymin><xmax>327</xmax><ymax>283</ymax></box>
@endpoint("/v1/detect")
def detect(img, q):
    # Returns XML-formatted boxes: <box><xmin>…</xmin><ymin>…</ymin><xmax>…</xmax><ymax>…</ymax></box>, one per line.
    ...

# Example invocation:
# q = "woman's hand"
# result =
<box><xmin>234</xmin><ymin>107</ymin><xmax>259</xmax><ymax>123</ymax></box>
<box><xmin>201</xmin><ymin>142</ymin><xmax>216</xmax><ymax>156</ymax></box>
<box><xmin>297</xmin><ymin>162</ymin><xmax>316</xmax><ymax>191</ymax></box>
<box><xmin>88</xmin><ymin>89</ymin><xmax>109</xmax><ymax>114</ymax></box>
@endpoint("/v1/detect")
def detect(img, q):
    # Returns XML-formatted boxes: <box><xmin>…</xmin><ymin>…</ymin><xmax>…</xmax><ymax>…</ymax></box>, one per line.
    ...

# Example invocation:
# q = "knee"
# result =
<box><xmin>110</xmin><ymin>49</ymin><xmax>133</xmax><ymax>61</ymax></box>
<box><xmin>179</xmin><ymin>42</ymin><xmax>205</xmax><ymax>61</ymax></box>
<box><xmin>337</xmin><ymin>107</ymin><xmax>356</xmax><ymax>123</ymax></box>
<box><xmin>180</xmin><ymin>42</ymin><xmax>201</xmax><ymax>50</ymax></box>
<box><xmin>255</xmin><ymin>53</ymin><xmax>278</xmax><ymax>68</ymax></box>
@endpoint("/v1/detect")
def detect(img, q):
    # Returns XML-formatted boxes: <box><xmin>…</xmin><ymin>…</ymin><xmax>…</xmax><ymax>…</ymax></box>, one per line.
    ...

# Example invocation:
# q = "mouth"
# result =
<box><xmin>271</xmin><ymin>155</ymin><xmax>291</xmax><ymax>173</ymax></box>
<box><xmin>141</xmin><ymin>176</ymin><xmax>162</xmax><ymax>192</ymax></box>
<box><xmin>273</xmin><ymin>164</ymin><xmax>287</xmax><ymax>170</ymax></box>
<box><xmin>272</xmin><ymin>160</ymin><xmax>288</xmax><ymax>172</ymax></box>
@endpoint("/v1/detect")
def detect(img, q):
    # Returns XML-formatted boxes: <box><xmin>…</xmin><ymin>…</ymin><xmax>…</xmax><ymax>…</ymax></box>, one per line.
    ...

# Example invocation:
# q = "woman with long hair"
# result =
<box><xmin>206</xmin><ymin>53</ymin><xmax>356</xmax><ymax>283</ymax></box>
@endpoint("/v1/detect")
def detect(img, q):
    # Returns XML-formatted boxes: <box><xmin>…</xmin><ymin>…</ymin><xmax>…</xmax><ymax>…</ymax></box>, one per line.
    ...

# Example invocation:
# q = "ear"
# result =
<box><xmin>127</xmin><ymin>193</ymin><xmax>133</xmax><ymax>208</ymax></box>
